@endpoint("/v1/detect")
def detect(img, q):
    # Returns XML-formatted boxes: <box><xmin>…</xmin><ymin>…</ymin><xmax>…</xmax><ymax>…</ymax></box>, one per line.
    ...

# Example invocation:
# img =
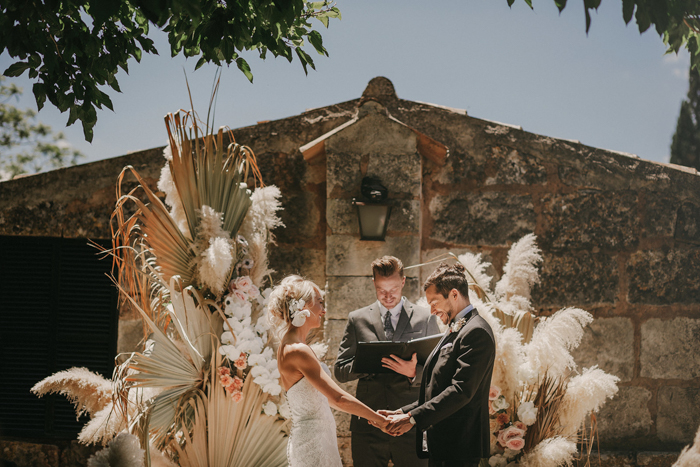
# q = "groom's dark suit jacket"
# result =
<box><xmin>401</xmin><ymin>307</ymin><xmax>495</xmax><ymax>462</ymax></box>
<box><xmin>334</xmin><ymin>299</ymin><xmax>441</xmax><ymax>433</ymax></box>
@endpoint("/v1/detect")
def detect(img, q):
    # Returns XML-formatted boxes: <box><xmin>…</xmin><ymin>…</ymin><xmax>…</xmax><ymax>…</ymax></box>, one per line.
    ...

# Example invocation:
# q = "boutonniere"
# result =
<box><xmin>449</xmin><ymin>317</ymin><xmax>466</xmax><ymax>334</ymax></box>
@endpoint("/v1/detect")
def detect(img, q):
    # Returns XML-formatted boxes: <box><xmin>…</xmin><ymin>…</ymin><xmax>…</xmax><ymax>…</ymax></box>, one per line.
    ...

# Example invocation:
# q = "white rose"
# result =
<box><xmin>518</xmin><ymin>401</ymin><xmax>537</xmax><ymax>426</ymax></box>
<box><xmin>262</xmin><ymin>401</ymin><xmax>277</xmax><ymax>417</ymax></box>
<box><xmin>492</xmin><ymin>395</ymin><xmax>510</xmax><ymax>412</ymax></box>
<box><xmin>489</xmin><ymin>454</ymin><xmax>507</xmax><ymax>467</ymax></box>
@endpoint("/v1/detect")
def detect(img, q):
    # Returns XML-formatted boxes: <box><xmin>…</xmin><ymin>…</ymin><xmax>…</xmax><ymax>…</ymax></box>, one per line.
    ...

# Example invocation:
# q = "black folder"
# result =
<box><xmin>353</xmin><ymin>333</ymin><xmax>443</xmax><ymax>374</ymax></box>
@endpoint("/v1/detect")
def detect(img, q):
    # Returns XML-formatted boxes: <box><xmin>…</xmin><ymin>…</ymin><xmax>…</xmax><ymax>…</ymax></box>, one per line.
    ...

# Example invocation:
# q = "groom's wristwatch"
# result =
<box><xmin>407</xmin><ymin>412</ymin><xmax>416</xmax><ymax>425</ymax></box>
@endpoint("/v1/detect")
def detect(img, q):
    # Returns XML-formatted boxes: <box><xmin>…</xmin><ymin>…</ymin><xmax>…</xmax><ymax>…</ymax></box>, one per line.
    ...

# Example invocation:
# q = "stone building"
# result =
<box><xmin>1</xmin><ymin>77</ymin><xmax>698</xmax><ymax>466</ymax></box>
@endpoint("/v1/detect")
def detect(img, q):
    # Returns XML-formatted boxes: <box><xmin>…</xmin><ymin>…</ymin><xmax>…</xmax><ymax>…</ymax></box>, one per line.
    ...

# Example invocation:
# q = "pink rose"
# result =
<box><xmin>489</xmin><ymin>385</ymin><xmax>501</xmax><ymax>401</ymax></box>
<box><xmin>234</xmin><ymin>276</ymin><xmax>253</xmax><ymax>292</ymax></box>
<box><xmin>514</xmin><ymin>421</ymin><xmax>527</xmax><ymax>432</ymax></box>
<box><xmin>497</xmin><ymin>425</ymin><xmax>525</xmax><ymax>447</ymax></box>
<box><xmin>220</xmin><ymin>374</ymin><xmax>233</xmax><ymax>387</ymax></box>
<box><xmin>489</xmin><ymin>418</ymin><xmax>500</xmax><ymax>433</ymax></box>
<box><xmin>233</xmin><ymin>289</ymin><xmax>248</xmax><ymax>302</ymax></box>
<box><xmin>231</xmin><ymin>390</ymin><xmax>243</xmax><ymax>402</ymax></box>
<box><xmin>234</xmin><ymin>355</ymin><xmax>248</xmax><ymax>370</ymax></box>
<box><xmin>505</xmin><ymin>437</ymin><xmax>525</xmax><ymax>451</ymax></box>
<box><xmin>488</xmin><ymin>400</ymin><xmax>496</xmax><ymax>415</ymax></box>
<box><xmin>229</xmin><ymin>376</ymin><xmax>244</xmax><ymax>391</ymax></box>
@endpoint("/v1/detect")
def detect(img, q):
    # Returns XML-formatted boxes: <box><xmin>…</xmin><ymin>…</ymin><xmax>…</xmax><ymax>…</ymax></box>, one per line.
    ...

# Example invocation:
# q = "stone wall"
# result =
<box><xmin>1</xmin><ymin>77</ymin><xmax>698</xmax><ymax>465</ymax></box>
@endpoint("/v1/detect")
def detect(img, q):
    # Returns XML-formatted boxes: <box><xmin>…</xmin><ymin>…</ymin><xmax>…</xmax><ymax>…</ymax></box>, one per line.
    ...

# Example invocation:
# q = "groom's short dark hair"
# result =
<box><xmin>371</xmin><ymin>256</ymin><xmax>404</xmax><ymax>279</ymax></box>
<box><xmin>424</xmin><ymin>262</ymin><xmax>470</xmax><ymax>298</ymax></box>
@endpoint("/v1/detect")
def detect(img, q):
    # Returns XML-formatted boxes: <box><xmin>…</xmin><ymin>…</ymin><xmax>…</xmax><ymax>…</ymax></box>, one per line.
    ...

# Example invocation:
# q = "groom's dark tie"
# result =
<box><xmin>383</xmin><ymin>311</ymin><xmax>394</xmax><ymax>341</ymax></box>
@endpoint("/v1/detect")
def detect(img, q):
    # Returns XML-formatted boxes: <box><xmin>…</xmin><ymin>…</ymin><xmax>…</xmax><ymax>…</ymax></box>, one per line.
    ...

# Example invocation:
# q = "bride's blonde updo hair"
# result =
<box><xmin>267</xmin><ymin>275</ymin><xmax>321</xmax><ymax>329</ymax></box>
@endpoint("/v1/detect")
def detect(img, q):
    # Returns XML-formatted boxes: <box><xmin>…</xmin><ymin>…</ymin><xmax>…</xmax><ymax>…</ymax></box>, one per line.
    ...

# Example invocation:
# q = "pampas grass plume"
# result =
<box><xmin>495</xmin><ymin>233</ymin><xmax>542</xmax><ymax>303</ymax></box>
<box><xmin>559</xmin><ymin>366</ymin><xmax>620</xmax><ymax>437</ymax></box>
<box><xmin>78</xmin><ymin>404</ymin><xmax>127</xmax><ymax>445</ymax></box>
<box><xmin>456</xmin><ymin>251</ymin><xmax>493</xmax><ymax>296</ymax></box>
<box><xmin>674</xmin><ymin>424</ymin><xmax>700</xmax><ymax>467</ymax></box>
<box><xmin>199</xmin><ymin>237</ymin><xmax>234</xmax><ymax>295</ymax></box>
<box><xmin>31</xmin><ymin>367</ymin><xmax>112</xmax><ymax>417</ymax></box>
<box><xmin>525</xmin><ymin>307</ymin><xmax>593</xmax><ymax>378</ymax></box>
<box><xmin>520</xmin><ymin>436</ymin><xmax>577</xmax><ymax>467</ymax></box>
<box><xmin>491</xmin><ymin>327</ymin><xmax>526</xmax><ymax>402</ymax></box>
<box><xmin>156</xmin><ymin>163</ymin><xmax>188</xmax><ymax>236</ymax></box>
<box><xmin>87</xmin><ymin>432</ymin><xmax>144</xmax><ymax>467</ymax></box>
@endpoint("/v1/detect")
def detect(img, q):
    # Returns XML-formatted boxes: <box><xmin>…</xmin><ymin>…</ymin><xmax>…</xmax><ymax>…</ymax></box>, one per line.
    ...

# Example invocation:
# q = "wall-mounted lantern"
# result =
<box><xmin>353</xmin><ymin>176</ymin><xmax>392</xmax><ymax>241</ymax></box>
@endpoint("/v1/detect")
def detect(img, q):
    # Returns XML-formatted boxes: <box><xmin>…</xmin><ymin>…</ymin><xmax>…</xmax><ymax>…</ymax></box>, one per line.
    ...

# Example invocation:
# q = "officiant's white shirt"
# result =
<box><xmin>378</xmin><ymin>297</ymin><xmax>404</xmax><ymax>331</ymax></box>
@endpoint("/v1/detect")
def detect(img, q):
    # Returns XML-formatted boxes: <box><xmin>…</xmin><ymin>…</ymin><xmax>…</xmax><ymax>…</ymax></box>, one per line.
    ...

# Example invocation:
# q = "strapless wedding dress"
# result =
<box><xmin>286</xmin><ymin>365</ymin><xmax>342</xmax><ymax>467</ymax></box>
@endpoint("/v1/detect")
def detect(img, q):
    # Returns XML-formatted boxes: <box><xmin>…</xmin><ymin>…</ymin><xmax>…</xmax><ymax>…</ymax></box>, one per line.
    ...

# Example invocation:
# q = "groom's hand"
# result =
<box><xmin>386</xmin><ymin>413</ymin><xmax>413</xmax><ymax>436</ymax></box>
<box><xmin>381</xmin><ymin>353</ymin><xmax>417</xmax><ymax>378</ymax></box>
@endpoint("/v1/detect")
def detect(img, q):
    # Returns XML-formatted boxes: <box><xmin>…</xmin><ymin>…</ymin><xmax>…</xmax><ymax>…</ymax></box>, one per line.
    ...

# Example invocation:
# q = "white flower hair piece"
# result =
<box><xmin>289</xmin><ymin>298</ymin><xmax>310</xmax><ymax>327</ymax></box>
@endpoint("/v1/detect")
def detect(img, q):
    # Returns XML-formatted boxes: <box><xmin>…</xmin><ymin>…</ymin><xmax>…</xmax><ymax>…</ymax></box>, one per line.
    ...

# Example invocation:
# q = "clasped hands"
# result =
<box><xmin>369</xmin><ymin>409</ymin><xmax>414</xmax><ymax>437</ymax></box>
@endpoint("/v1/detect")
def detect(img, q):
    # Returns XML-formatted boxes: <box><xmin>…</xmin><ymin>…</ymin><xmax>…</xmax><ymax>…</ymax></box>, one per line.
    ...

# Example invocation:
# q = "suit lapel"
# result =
<box><xmin>393</xmin><ymin>300</ymin><xmax>412</xmax><ymax>341</ymax></box>
<box><xmin>368</xmin><ymin>302</ymin><xmax>387</xmax><ymax>341</ymax></box>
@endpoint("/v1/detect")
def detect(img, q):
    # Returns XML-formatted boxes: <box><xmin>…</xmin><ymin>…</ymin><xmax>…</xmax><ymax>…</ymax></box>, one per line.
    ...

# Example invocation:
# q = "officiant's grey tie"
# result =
<box><xmin>383</xmin><ymin>311</ymin><xmax>394</xmax><ymax>341</ymax></box>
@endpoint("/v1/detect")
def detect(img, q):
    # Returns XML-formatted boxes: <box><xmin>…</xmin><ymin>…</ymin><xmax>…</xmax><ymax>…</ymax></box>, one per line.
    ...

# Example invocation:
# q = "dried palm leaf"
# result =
<box><xmin>523</xmin><ymin>373</ymin><xmax>568</xmax><ymax>452</ymax></box>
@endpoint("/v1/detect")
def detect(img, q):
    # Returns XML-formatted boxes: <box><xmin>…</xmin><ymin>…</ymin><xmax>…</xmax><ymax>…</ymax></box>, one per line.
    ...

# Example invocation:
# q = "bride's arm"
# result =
<box><xmin>290</xmin><ymin>345</ymin><xmax>388</xmax><ymax>428</ymax></box>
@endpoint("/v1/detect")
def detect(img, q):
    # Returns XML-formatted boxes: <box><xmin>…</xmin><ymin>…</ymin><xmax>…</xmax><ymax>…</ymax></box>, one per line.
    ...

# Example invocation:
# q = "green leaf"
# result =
<box><xmin>308</xmin><ymin>30</ymin><xmax>327</xmax><ymax>56</ymax></box>
<box><xmin>622</xmin><ymin>0</ymin><xmax>635</xmax><ymax>24</ymax></box>
<box><xmin>81</xmin><ymin>120</ymin><xmax>94</xmax><ymax>143</ymax></box>
<box><xmin>32</xmin><ymin>83</ymin><xmax>46</xmax><ymax>111</ymax></box>
<box><xmin>523</xmin><ymin>0</ymin><xmax>533</xmax><ymax>9</ymax></box>
<box><xmin>507</xmin><ymin>0</ymin><xmax>515</xmax><ymax>7</ymax></box>
<box><xmin>3</xmin><ymin>61</ymin><xmax>31</xmax><ymax>77</ymax></box>
<box><xmin>317</xmin><ymin>15</ymin><xmax>329</xmax><ymax>28</ymax></box>
<box><xmin>195</xmin><ymin>56</ymin><xmax>208</xmax><ymax>71</ymax></box>
<box><xmin>554</xmin><ymin>0</ymin><xmax>567</xmax><ymax>13</ymax></box>
<box><xmin>236</xmin><ymin>57</ymin><xmax>253</xmax><ymax>82</ymax></box>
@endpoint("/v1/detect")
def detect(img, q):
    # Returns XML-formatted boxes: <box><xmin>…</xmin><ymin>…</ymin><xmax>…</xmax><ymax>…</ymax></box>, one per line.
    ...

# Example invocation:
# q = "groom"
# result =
<box><xmin>382</xmin><ymin>262</ymin><xmax>495</xmax><ymax>467</ymax></box>
<box><xmin>334</xmin><ymin>256</ymin><xmax>440</xmax><ymax>467</ymax></box>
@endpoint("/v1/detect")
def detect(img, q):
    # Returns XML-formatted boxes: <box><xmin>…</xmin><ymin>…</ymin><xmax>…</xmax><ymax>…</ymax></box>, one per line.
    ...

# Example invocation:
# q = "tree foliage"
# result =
<box><xmin>0</xmin><ymin>0</ymin><xmax>340</xmax><ymax>142</ymax></box>
<box><xmin>0</xmin><ymin>77</ymin><xmax>83</xmax><ymax>181</ymax></box>
<box><xmin>670</xmin><ymin>67</ymin><xmax>700</xmax><ymax>170</ymax></box>
<box><xmin>513</xmin><ymin>0</ymin><xmax>700</xmax><ymax>71</ymax></box>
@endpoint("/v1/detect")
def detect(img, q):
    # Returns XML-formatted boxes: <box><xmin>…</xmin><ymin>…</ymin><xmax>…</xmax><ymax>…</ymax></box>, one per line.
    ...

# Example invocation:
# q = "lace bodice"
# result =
<box><xmin>285</xmin><ymin>364</ymin><xmax>342</xmax><ymax>467</ymax></box>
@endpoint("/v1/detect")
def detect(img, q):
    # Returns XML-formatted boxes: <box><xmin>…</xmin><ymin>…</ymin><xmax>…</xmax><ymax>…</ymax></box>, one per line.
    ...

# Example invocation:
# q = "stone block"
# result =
<box><xmin>386</xmin><ymin>200</ymin><xmax>421</xmax><ymax>235</ymax></box>
<box><xmin>572</xmin><ymin>318</ymin><xmax>634</xmax><ymax>382</ymax></box>
<box><xmin>366</xmin><ymin>152</ymin><xmax>421</xmax><ymax>198</ymax></box>
<box><xmin>576</xmin><ymin>451</ymin><xmax>636</xmax><ymax>467</ymax></box>
<box><xmin>642</xmin><ymin>193</ymin><xmax>678</xmax><ymax>239</ymax></box>
<box><xmin>326</xmin><ymin>235</ymin><xmax>420</xmax><ymax>278</ymax></box>
<box><xmin>325</xmin><ymin>276</ymin><xmax>377</xmax><ymax>319</ymax></box>
<box><xmin>326</xmin><ymin>110</ymin><xmax>417</xmax><ymax>159</ymax></box>
<box><xmin>636</xmin><ymin>452</ymin><xmax>681</xmax><ymax>467</ymax></box>
<box><xmin>657</xmin><ymin>387</ymin><xmax>700</xmax><ymax>444</ymax></box>
<box><xmin>324</xmin><ymin>319</ymin><xmax>351</xmax><ymax>365</ymax></box>
<box><xmin>482</xmin><ymin>146</ymin><xmax>547</xmax><ymax>186</ymax></box>
<box><xmin>539</xmin><ymin>191</ymin><xmax>639</xmax><ymax>250</ymax></box>
<box><xmin>597</xmin><ymin>387</ymin><xmax>652</xmax><ymax>442</ymax></box>
<box><xmin>117</xmin><ymin>319</ymin><xmax>144</xmax><ymax>354</ymax></box>
<box><xmin>531</xmin><ymin>251</ymin><xmax>619</xmax><ymax>306</ymax></box>
<box><xmin>337</xmin><ymin>436</ymin><xmax>353</xmax><ymax>466</ymax></box>
<box><xmin>675</xmin><ymin>201</ymin><xmax>700</xmax><ymax>244</ymax></box>
<box><xmin>627</xmin><ymin>249</ymin><xmax>700</xmax><ymax>305</ymax></box>
<box><xmin>641</xmin><ymin>318</ymin><xmax>700</xmax><ymax>379</ymax></box>
<box><xmin>429</xmin><ymin>192</ymin><xmax>536</xmax><ymax>246</ymax></box>
<box><xmin>275</xmin><ymin>191</ymin><xmax>322</xmax><ymax>245</ymax></box>
<box><xmin>0</xmin><ymin>440</ymin><xmax>60</xmax><ymax>467</ymax></box>
<box><xmin>269</xmin><ymin>246</ymin><xmax>326</xmax><ymax>287</ymax></box>
<box><xmin>327</xmin><ymin>152</ymin><xmax>363</xmax><ymax>198</ymax></box>
<box><xmin>328</xmin><ymin>199</ymin><xmax>359</xmax><ymax>235</ymax></box>
<box><xmin>59</xmin><ymin>441</ymin><xmax>101</xmax><ymax>467</ymax></box>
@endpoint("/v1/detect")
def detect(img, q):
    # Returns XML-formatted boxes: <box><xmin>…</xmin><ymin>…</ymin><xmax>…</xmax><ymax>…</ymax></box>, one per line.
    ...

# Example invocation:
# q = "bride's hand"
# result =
<box><xmin>368</xmin><ymin>412</ymin><xmax>391</xmax><ymax>431</ymax></box>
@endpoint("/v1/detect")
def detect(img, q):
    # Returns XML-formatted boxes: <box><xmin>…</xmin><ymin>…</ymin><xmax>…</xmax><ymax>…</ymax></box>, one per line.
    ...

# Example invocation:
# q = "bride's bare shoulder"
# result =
<box><xmin>280</xmin><ymin>342</ymin><xmax>317</xmax><ymax>367</ymax></box>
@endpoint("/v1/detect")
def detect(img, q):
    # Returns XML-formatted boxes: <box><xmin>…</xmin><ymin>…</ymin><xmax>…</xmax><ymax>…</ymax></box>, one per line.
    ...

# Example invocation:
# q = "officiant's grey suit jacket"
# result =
<box><xmin>401</xmin><ymin>307</ymin><xmax>495</xmax><ymax>462</ymax></box>
<box><xmin>334</xmin><ymin>298</ymin><xmax>441</xmax><ymax>433</ymax></box>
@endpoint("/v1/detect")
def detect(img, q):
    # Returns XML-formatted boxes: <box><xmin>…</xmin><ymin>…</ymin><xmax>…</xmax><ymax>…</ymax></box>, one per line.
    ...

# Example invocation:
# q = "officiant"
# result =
<box><xmin>334</xmin><ymin>256</ymin><xmax>441</xmax><ymax>467</ymax></box>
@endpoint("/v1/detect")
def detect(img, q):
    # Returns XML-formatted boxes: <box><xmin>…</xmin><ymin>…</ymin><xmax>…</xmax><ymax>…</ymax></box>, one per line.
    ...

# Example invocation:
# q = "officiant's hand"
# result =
<box><xmin>385</xmin><ymin>413</ymin><xmax>413</xmax><ymax>436</ymax></box>
<box><xmin>381</xmin><ymin>353</ymin><xmax>417</xmax><ymax>378</ymax></box>
<box><xmin>368</xmin><ymin>412</ymin><xmax>391</xmax><ymax>431</ymax></box>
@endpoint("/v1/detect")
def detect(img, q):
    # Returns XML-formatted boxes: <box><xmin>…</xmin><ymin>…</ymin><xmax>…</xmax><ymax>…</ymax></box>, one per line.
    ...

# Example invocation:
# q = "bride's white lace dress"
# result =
<box><xmin>286</xmin><ymin>364</ymin><xmax>342</xmax><ymax>467</ymax></box>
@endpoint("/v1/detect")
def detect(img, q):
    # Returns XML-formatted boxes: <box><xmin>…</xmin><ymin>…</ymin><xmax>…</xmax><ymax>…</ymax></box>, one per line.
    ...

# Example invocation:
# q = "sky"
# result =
<box><xmin>1</xmin><ymin>0</ymin><xmax>692</xmax><ymax>166</ymax></box>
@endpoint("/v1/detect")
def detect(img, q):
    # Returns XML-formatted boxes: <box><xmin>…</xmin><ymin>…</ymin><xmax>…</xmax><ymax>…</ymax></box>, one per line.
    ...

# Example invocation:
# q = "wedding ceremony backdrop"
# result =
<box><xmin>0</xmin><ymin>77</ymin><xmax>699</xmax><ymax>466</ymax></box>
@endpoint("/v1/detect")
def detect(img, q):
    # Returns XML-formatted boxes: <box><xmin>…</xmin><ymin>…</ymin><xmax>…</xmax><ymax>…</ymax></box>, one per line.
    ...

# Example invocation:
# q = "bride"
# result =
<box><xmin>269</xmin><ymin>275</ymin><xmax>389</xmax><ymax>466</ymax></box>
